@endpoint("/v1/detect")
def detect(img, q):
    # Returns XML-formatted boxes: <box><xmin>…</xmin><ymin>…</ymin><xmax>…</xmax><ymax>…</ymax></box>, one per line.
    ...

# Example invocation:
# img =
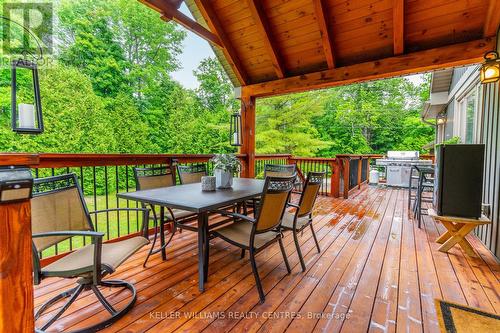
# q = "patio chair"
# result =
<box><xmin>263</xmin><ymin>163</ymin><xmax>296</xmax><ymax>178</ymax></box>
<box><xmin>177</xmin><ymin>164</ymin><xmax>207</xmax><ymax>184</ymax></box>
<box><xmin>212</xmin><ymin>175</ymin><xmax>296</xmax><ymax>303</ymax></box>
<box><xmin>246</xmin><ymin>163</ymin><xmax>298</xmax><ymax>213</ymax></box>
<box><xmin>31</xmin><ymin>173</ymin><xmax>149</xmax><ymax>332</ymax></box>
<box><xmin>281</xmin><ymin>171</ymin><xmax>325</xmax><ymax>271</ymax></box>
<box><xmin>134</xmin><ymin>166</ymin><xmax>197</xmax><ymax>267</ymax></box>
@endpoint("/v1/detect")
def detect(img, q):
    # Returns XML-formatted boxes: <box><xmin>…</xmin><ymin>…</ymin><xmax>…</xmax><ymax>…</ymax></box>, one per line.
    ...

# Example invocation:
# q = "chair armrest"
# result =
<box><xmin>32</xmin><ymin>230</ymin><xmax>104</xmax><ymax>238</ymax></box>
<box><xmin>213</xmin><ymin>209</ymin><xmax>256</xmax><ymax>223</ymax></box>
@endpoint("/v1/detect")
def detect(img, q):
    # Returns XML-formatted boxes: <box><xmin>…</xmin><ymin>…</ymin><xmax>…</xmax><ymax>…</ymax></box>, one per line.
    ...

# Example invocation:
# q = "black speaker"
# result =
<box><xmin>434</xmin><ymin>144</ymin><xmax>484</xmax><ymax>218</ymax></box>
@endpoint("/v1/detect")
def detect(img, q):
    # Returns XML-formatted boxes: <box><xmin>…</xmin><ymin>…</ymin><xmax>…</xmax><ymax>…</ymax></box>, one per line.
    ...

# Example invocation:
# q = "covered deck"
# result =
<box><xmin>33</xmin><ymin>186</ymin><xmax>500</xmax><ymax>332</ymax></box>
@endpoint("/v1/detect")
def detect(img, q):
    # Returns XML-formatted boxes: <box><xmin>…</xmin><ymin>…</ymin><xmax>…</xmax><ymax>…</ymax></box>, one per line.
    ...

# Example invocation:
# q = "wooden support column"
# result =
<box><xmin>357</xmin><ymin>158</ymin><xmax>363</xmax><ymax>189</ymax></box>
<box><xmin>343</xmin><ymin>158</ymin><xmax>350</xmax><ymax>199</ymax></box>
<box><xmin>330</xmin><ymin>159</ymin><xmax>341</xmax><ymax>198</ymax></box>
<box><xmin>240</xmin><ymin>96</ymin><xmax>256</xmax><ymax>178</ymax></box>
<box><xmin>0</xmin><ymin>154</ymin><xmax>38</xmax><ymax>333</ymax></box>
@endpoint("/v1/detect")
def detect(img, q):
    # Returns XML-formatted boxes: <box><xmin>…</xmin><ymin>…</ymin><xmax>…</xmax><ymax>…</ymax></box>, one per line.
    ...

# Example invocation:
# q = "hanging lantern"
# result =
<box><xmin>11</xmin><ymin>59</ymin><xmax>44</xmax><ymax>134</ymax></box>
<box><xmin>480</xmin><ymin>26</ymin><xmax>500</xmax><ymax>84</ymax></box>
<box><xmin>480</xmin><ymin>51</ymin><xmax>500</xmax><ymax>84</ymax></box>
<box><xmin>230</xmin><ymin>112</ymin><xmax>242</xmax><ymax>146</ymax></box>
<box><xmin>436</xmin><ymin>113</ymin><xmax>446</xmax><ymax>125</ymax></box>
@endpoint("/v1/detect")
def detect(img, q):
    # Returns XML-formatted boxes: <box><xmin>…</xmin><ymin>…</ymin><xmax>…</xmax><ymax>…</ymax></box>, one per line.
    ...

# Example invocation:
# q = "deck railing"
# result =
<box><xmin>0</xmin><ymin>152</ymin><xmax>390</xmax><ymax>263</ymax></box>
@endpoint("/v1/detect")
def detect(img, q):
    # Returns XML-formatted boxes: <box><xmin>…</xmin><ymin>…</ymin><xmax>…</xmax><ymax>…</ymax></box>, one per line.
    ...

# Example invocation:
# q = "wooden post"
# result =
<box><xmin>330</xmin><ymin>159</ymin><xmax>340</xmax><ymax>198</ymax></box>
<box><xmin>240</xmin><ymin>96</ymin><xmax>256</xmax><ymax>178</ymax></box>
<box><xmin>357</xmin><ymin>157</ymin><xmax>362</xmax><ymax>189</ymax></box>
<box><xmin>343</xmin><ymin>158</ymin><xmax>350</xmax><ymax>199</ymax></box>
<box><xmin>0</xmin><ymin>155</ymin><xmax>38</xmax><ymax>333</ymax></box>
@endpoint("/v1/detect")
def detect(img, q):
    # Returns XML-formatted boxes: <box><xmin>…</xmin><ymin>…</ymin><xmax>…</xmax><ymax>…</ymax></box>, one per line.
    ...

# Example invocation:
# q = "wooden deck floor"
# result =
<box><xmin>34</xmin><ymin>186</ymin><xmax>500</xmax><ymax>333</ymax></box>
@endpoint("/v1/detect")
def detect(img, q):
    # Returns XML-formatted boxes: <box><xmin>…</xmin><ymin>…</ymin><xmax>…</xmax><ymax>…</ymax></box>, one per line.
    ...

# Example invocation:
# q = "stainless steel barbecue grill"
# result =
<box><xmin>375</xmin><ymin>151</ymin><xmax>433</xmax><ymax>187</ymax></box>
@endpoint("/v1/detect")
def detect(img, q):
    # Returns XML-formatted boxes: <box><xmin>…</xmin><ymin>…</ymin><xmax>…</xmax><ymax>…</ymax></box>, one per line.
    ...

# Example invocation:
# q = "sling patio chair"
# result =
<box><xmin>177</xmin><ymin>163</ymin><xmax>207</xmax><ymax>184</ymax></box>
<box><xmin>31</xmin><ymin>173</ymin><xmax>150</xmax><ymax>333</ymax></box>
<box><xmin>281</xmin><ymin>171</ymin><xmax>325</xmax><ymax>271</ymax></box>
<box><xmin>211</xmin><ymin>175</ymin><xmax>296</xmax><ymax>303</ymax></box>
<box><xmin>134</xmin><ymin>166</ymin><xmax>197</xmax><ymax>267</ymax></box>
<box><xmin>246</xmin><ymin>163</ymin><xmax>297</xmax><ymax>214</ymax></box>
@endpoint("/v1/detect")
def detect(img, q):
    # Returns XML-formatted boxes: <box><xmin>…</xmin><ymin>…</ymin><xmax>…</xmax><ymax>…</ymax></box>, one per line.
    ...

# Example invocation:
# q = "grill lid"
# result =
<box><xmin>386</xmin><ymin>151</ymin><xmax>419</xmax><ymax>160</ymax></box>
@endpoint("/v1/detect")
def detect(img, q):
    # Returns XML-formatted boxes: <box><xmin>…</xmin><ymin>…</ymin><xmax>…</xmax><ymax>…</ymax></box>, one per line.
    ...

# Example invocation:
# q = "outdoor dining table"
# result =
<box><xmin>117</xmin><ymin>178</ymin><xmax>265</xmax><ymax>292</ymax></box>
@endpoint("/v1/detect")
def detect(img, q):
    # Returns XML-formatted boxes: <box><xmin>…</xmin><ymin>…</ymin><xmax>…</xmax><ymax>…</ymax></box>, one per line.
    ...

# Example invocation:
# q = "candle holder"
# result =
<box><xmin>201</xmin><ymin>176</ymin><xmax>216</xmax><ymax>191</ymax></box>
<box><xmin>11</xmin><ymin>59</ymin><xmax>44</xmax><ymax>134</ymax></box>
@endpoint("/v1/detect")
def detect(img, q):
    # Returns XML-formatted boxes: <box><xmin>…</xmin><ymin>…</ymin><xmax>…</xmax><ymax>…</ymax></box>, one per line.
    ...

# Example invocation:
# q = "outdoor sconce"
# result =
<box><xmin>230</xmin><ymin>112</ymin><xmax>242</xmax><ymax>146</ymax></box>
<box><xmin>480</xmin><ymin>26</ymin><xmax>500</xmax><ymax>84</ymax></box>
<box><xmin>0</xmin><ymin>166</ymin><xmax>33</xmax><ymax>204</ymax></box>
<box><xmin>480</xmin><ymin>51</ymin><xmax>500</xmax><ymax>84</ymax></box>
<box><xmin>436</xmin><ymin>113</ymin><xmax>446</xmax><ymax>125</ymax></box>
<box><xmin>11</xmin><ymin>59</ymin><xmax>44</xmax><ymax>134</ymax></box>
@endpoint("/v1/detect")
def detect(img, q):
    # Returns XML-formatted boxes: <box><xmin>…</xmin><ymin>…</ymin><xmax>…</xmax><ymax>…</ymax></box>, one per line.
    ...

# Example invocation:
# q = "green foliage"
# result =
<box><xmin>210</xmin><ymin>153</ymin><xmax>241</xmax><ymax>172</ymax></box>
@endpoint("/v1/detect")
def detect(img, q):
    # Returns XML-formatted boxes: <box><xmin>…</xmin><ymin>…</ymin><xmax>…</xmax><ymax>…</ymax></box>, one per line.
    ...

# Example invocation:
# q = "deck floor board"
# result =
<box><xmin>34</xmin><ymin>186</ymin><xmax>500</xmax><ymax>333</ymax></box>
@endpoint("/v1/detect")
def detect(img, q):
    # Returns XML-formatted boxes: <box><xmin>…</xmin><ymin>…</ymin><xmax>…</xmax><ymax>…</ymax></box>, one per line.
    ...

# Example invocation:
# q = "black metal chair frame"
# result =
<box><xmin>212</xmin><ymin>175</ymin><xmax>296</xmax><ymax>303</ymax></box>
<box><xmin>32</xmin><ymin>173</ymin><xmax>150</xmax><ymax>333</ymax></box>
<box><xmin>134</xmin><ymin>165</ymin><xmax>199</xmax><ymax>266</ymax></box>
<box><xmin>176</xmin><ymin>163</ymin><xmax>207</xmax><ymax>184</ymax></box>
<box><xmin>408</xmin><ymin>166</ymin><xmax>434</xmax><ymax>228</ymax></box>
<box><xmin>282</xmin><ymin>171</ymin><xmax>324</xmax><ymax>272</ymax></box>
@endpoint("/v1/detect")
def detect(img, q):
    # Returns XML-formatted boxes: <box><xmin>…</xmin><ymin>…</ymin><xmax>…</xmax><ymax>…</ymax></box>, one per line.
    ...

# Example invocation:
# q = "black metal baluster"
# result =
<box><xmin>93</xmin><ymin>167</ymin><xmax>98</xmax><ymax>232</ymax></box>
<box><xmin>125</xmin><ymin>166</ymin><xmax>130</xmax><ymax>234</ymax></box>
<box><xmin>104</xmin><ymin>166</ymin><xmax>110</xmax><ymax>240</ymax></box>
<box><xmin>116</xmin><ymin>166</ymin><xmax>120</xmax><ymax>237</ymax></box>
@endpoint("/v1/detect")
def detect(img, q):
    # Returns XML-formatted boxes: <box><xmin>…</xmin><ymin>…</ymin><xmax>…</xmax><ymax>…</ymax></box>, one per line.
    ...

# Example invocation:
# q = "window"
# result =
<box><xmin>455</xmin><ymin>84</ymin><xmax>481</xmax><ymax>144</ymax></box>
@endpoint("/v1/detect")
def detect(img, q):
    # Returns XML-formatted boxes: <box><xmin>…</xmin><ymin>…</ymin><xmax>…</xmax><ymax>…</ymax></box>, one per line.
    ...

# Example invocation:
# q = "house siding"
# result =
<box><xmin>478</xmin><ymin>81</ymin><xmax>500</xmax><ymax>257</ymax></box>
<box><xmin>440</xmin><ymin>67</ymin><xmax>500</xmax><ymax>258</ymax></box>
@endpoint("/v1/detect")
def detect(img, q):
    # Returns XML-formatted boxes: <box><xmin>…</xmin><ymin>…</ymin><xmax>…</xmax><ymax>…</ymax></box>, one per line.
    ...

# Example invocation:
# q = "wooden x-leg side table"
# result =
<box><xmin>428</xmin><ymin>209</ymin><xmax>491</xmax><ymax>257</ymax></box>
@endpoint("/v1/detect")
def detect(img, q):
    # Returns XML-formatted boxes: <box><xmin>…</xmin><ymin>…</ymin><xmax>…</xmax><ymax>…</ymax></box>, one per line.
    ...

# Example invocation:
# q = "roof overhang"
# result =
<box><xmin>140</xmin><ymin>0</ymin><xmax>500</xmax><ymax>98</ymax></box>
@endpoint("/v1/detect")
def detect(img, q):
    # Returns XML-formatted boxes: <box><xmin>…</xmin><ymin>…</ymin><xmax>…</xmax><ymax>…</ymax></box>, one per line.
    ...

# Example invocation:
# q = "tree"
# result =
<box><xmin>256</xmin><ymin>91</ymin><xmax>329</xmax><ymax>156</ymax></box>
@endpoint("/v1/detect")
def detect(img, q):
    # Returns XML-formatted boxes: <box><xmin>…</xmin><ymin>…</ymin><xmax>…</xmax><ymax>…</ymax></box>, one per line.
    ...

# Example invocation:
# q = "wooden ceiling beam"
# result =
<box><xmin>140</xmin><ymin>0</ymin><xmax>222</xmax><ymax>47</ymax></box>
<box><xmin>241</xmin><ymin>38</ymin><xmax>494</xmax><ymax>98</ymax></box>
<box><xmin>313</xmin><ymin>0</ymin><xmax>335</xmax><ymax>69</ymax></box>
<box><xmin>245</xmin><ymin>0</ymin><xmax>285</xmax><ymax>78</ymax></box>
<box><xmin>194</xmin><ymin>0</ymin><xmax>249</xmax><ymax>85</ymax></box>
<box><xmin>393</xmin><ymin>0</ymin><xmax>404</xmax><ymax>55</ymax></box>
<box><xmin>484</xmin><ymin>0</ymin><xmax>500</xmax><ymax>37</ymax></box>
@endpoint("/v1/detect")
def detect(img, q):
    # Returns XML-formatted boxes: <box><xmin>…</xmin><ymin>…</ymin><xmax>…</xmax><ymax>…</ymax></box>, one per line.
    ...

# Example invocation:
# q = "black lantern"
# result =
<box><xmin>480</xmin><ymin>51</ymin><xmax>500</xmax><ymax>84</ymax></box>
<box><xmin>11</xmin><ymin>59</ymin><xmax>44</xmax><ymax>134</ymax></box>
<box><xmin>480</xmin><ymin>26</ymin><xmax>500</xmax><ymax>84</ymax></box>
<box><xmin>230</xmin><ymin>112</ymin><xmax>242</xmax><ymax>146</ymax></box>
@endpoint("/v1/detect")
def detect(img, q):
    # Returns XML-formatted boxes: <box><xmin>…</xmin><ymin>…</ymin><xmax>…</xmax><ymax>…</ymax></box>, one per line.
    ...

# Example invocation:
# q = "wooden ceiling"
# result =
<box><xmin>140</xmin><ymin>0</ymin><xmax>500</xmax><ymax>97</ymax></box>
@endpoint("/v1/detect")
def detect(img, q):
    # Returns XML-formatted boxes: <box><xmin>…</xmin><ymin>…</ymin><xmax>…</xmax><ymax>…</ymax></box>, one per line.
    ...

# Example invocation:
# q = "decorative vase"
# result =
<box><xmin>214</xmin><ymin>169</ymin><xmax>233</xmax><ymax>189</ymax></box>
<box><xmin>201</xmin><ymin>176</ymin><xmax>216</xmax><ymax>191</ymax></box>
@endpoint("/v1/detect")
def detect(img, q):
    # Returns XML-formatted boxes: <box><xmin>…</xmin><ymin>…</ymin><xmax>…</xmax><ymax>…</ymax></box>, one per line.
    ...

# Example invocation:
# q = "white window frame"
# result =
<box><xmin>453</xmin><ymin>80</ymin><xmax>482</xmax><ymax>143</ymax></box>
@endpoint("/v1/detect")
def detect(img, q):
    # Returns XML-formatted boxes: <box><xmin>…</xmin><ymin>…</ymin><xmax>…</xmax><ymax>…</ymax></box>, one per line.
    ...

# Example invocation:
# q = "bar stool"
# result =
<box><xmin>414</xmin><ymin>166</ymin><xmax>435</xmax><ymax>228</ymax></box>
<box><xmin>407</xmin><ymin>166</ymin><xmax>420</xmax><ymax>211</ymax></box>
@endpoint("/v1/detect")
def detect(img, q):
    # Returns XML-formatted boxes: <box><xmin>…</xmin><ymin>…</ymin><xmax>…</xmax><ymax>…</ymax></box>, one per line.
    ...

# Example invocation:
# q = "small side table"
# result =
<box><xmin>428</xmin><ymin>208</ymin><xmax>491</xmax><ymax>257</ymax></box>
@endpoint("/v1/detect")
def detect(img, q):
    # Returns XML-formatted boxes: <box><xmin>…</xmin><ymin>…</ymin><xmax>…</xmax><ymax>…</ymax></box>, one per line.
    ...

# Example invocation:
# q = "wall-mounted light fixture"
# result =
<box><xmin>1</xmin><ymin>15</ymin><xmax>44</xmax><ymax>134</ymax></box>
<box><xmin>231</xmin><ymin>88</ymin><xmax>244</xmax><ymax>147</ymax></box>
<box><xmin>230</xmin><ymin>110</ymin><xmax>243</xmax><ymax>147</ymax></box>
<box><xmin>480</xmin><ymin>26</ymin><xmax>500</xmax><ymax>84</ymax></box>
<box><xmin>0</xmin><ymin>166</ymin><xmax>33</xmax><ymax>204</ymax></box>
<box><xmin>436</xmin><ymin>113</ymin><xmax>446</xmax><ymax>125</ymax></box>
<box><xmin>11</xmin><ymin>59</ymin><xmax>44</xmax><ymax>134</ymax></box>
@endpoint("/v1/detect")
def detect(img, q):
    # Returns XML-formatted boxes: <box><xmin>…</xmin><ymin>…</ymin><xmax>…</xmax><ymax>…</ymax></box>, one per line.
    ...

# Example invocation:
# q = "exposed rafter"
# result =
<box><xmin>393</xmin><ymin>0</ymin><xmax>404</xmax><ymax>55</ymax></box>
<box><xmin>313</xmin><ymin>0</ymin><xmax>335</xmax><ymax>69</ymax></box>
<box><xmin>242</xmin><ymin>38</ymin><xmax>494</xmax><ymax>98</ymax></box>
<box><xmin>484</xmin><ymin>0</ymin><xmax>500</xmax><ymax>37</ymax></box>
<box><xmin>140</xmin><ymin>0</ymin><xmax>222</xmax><ymax>47</ymax></box>
<box><xmin>194</xmin><ymin>0</ymin><xmax>249</xmax><ymax>85</ymax></box>
<box><xmin>245</xmin><ymin>0</ymin><xmax>285</xmax><ymax>78</ymax></box>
